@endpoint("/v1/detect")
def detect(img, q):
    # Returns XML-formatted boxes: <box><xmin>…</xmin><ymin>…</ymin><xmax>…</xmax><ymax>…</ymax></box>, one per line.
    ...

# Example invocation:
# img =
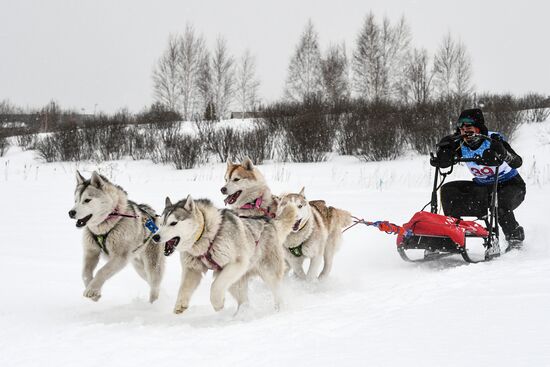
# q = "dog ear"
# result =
<box><xmin>299</xmin><ymin>187</ymin><xmax>305</xmax><ymax>196</ymax></box>
<box><xmin>165</xmin><ymin>197</ymin><xmax>173</xmax><ymax>207</ymax></box>
<box><xmin>76</xmin><ymin>170</ymin><xmax>85</xmax><ymax>185</ymax></box>
<box><xmin>242</xmin><ymin>157</ymin><xmax>254</xmax><ymax>171</ymax></box>
<box><xmin>184</xmin><ymin>194</ymin><xmax>195</xmax><ymax>212</ymax></box>
<box><xmin>226</xmin><ymin>157</ymin><xmax>234</xmax><ymax>167</ymax></box>
<box><xmin>90</xmin><ymin>171</ymin><xmax>104</xmax><ymax>188</ymax></box>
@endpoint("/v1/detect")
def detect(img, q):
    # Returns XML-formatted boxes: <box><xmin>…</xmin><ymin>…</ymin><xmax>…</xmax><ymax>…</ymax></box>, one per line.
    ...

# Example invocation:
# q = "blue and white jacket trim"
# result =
<box><xmin>460</xmin><ymin>131</ymin><xmax>518</xmax><ymax>185</ymax></box>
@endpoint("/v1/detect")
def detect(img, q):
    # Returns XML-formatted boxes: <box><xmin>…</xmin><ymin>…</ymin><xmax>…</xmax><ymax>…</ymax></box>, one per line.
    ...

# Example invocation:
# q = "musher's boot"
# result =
<box><xmin>505</xmin><ymin>226</ymin><xmax>525</xmax><ymax>251</ymax></box>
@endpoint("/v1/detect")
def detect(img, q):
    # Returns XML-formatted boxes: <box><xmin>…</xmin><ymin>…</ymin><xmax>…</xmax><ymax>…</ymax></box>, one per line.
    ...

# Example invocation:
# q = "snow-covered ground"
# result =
<box><xmin>1</xmin><ymin>121</ymin><xmax>549</xmax><ymax>366</ymax></box>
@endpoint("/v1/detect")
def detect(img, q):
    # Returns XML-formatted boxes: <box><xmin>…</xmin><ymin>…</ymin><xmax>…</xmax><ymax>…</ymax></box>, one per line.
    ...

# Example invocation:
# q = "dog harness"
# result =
<box><xmin>198</xmin><ymin>240</ymin><xmax>223</xmax><ymax>272</ymax></box>
<box><xmin>92</xmin><ymin>233</ymin><xmax>110</xmax><ymax>255</ymax></box>
<box><xmin>288</xmin><ymin>244</ymin><xmax>303</xmax><ymax>257</ymax></box>
<box><xmin>191</xmin><ymin>215</ymin><xmax>224</xmax><ymax>271</ymax></box>
<box><xmin>90</xmin><ymin>206</ymin><xmax>159</xmax><ymax>256</ymax></box>
<box><xmin>240</xmin><ymin>196</ymin><xmax>276</xmax><ymax>218</ymax></box>
<box><xmin>286</xmin><ymin>217</ymin><xmax>309</xmax><ymax>257</ymax></box>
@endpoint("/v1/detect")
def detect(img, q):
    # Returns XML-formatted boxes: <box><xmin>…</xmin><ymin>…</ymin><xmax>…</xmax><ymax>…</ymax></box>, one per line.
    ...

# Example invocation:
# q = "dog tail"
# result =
<box><xmin>273</xmin><ymin>203</ymin><xmax>298</xmax><ymax>238</ymax></box>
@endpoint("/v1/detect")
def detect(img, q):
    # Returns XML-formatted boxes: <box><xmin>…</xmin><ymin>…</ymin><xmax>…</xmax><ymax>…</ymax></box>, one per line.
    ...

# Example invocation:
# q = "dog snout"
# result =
<box><xmin>220</xmin><ymin>187</ymin><xmax>227</xmax><ymax>194</ymax></box>
<box><xmin>152</xmin><ymin>234</ymin><xmax>161</xmax><ymax>243</ymax></box>
<box><xmin>68</xmin><ymin>210</ymin><xmax>76</xmax><ymax>218</ymax></box>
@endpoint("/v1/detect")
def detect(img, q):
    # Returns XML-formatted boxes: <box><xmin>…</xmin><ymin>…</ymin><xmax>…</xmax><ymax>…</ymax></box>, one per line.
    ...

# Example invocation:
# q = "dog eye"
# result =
<box><xmin>233</xmin><ymin>178</ymin><xmax>240</xmax><ymax>182</ymax></box>
<box><xmin>84</xmin><ymin>199</ymin><xmax>91</xmax><ymax>203</ymax></box>
<box><xmin>298</xmin><ymin>205</ymin><xmax>303</xmax><ymax>209</ymax></box>
<box><xmin>170</xmin><ymin>221</ymin><xmax>177</xmax><ymax>226</ymax></box>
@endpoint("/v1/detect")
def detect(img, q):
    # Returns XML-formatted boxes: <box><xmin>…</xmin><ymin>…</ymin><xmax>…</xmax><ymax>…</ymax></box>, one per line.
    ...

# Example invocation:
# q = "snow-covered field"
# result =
<box><xmin>1</xmin><ymin>121</ymin><xmax>549</xmax><ymax>366</ymax></box>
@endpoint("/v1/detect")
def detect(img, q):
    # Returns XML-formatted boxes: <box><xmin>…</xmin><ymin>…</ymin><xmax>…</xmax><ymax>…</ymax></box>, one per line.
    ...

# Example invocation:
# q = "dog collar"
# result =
<box><xmin>195</xmin><ymin>221</ymin><xmax>205</xmax><ymax>243</ymax></box>
<box><xmin>297</xmin><ymin>217</ymin><xmax>308</xmax><ymax>231</ymax></box>
<box><xmin>193</xmin><ymin>210</ymin><xmax>206</xmax><ymax>243</ymax></box>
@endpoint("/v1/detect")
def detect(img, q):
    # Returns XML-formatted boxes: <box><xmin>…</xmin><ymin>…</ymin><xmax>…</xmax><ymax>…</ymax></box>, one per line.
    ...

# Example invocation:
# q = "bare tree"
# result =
<box><xmin>152</xmin><ymin>34</ymin><xmax>181</xmax><ymax>112</ymax></box>
<box><xmin>454</xmin><ymin>39</ymin><xmax>473</xmax><ymax>100</ymax></box>
<box><xmin>433</xmin><ymin>32</ymin><xmax>458</xmax><ymax>98</ymax></box>
<box><xmin>178</xmin><ymin>25</ymin><xmax>207</xmax><ymax>121</ymax></box>
<box><xmin>284</xmin><ymin>19</ymin><xmax>323</xmax><ymax>102</ymax></box>
<box><xmin>352</xmin><ymin>12</ymin><xmax>382</xmax><ymax>101</ymax></box>
<box><xmin>433</xmin><ymin>32</ymin><xmax>473</xmax><ymax>110</ymax></box>
<box><xmin>353</xmin><ymin>13</ymin><xmax>410</xmax><ymax>101</ymax></box>
<box><xmin>0</xmin><ymin>99</ymin><xmax>21</xmax><ymax>114</ymax></box>
<box><xmin>321</xmin><ymin>43</ymin><xmax>350</xmax><ymax>105</ymax></box>
<box><xmin>401</xmin><ymin>48</ymin><xmax>433</xmax><ymax>104</ymax></box>
<box><xmin>383</xmin><ymin>16</ymin><xmax>411</xmax><ymax>100</ymax></box>
<box><xmin>211</xmin><ymin>37</ymin><xmax>235</xmax><ymax>120</ymax></box>
<box><xmin>196</xmin><ymin>51</ymin><xmax>213</xmax><ymax>119</ymax></box>
<box><xmin>235</xmin><ymin>49</ymin><xmax>260</xmax><ymax>118</ymax></box>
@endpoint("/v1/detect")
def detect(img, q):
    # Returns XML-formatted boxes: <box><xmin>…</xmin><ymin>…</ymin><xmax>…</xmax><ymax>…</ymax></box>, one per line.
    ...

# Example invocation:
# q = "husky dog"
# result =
<box><xmin>68</xmin><ymin>171</ymin><xmax>164</xmax><ymax>303</ymax></box>
<box><xmin>152</xmin><ymin>195</ymin><xmax>297</xmax><ymax>314</ymax></box>
<box><xmin>278</xmin><ymin>188</ymin><xmax>352</xmax><ymax>280</ymax></box>
<box><xmin>221</xmin><ymin>157</ymin><xmax>278</xmax><ymax>218</ymax></box>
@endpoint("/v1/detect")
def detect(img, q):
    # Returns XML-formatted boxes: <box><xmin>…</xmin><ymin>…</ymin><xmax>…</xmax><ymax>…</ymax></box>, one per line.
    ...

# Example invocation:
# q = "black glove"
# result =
<box><xmin>431</xmin><ymin>134</ymin><xmax>459</xmax><ymax>168</ymax></box>
<box><xmin>480</xmin><ymin>148</ymin><xmax>504</xmax><ymax>166</ymax></box>
<box><xmin>437</xmin><ymin>134</ymin><xmax>460</xmax><ymax>150</ymax></box>
<box><xmin>489</xmin><ymin>134</ymin><xmax>507</xmax><ymax>157</ymax></box>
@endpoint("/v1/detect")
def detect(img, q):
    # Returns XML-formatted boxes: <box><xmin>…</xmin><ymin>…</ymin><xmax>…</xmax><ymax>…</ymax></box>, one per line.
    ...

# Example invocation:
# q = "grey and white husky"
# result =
<box><xmin>278</xmin><ymin>188</ymin><xmax>352</xmax><ymax>280</ymax></box>
<box><xmin>68</xmin><ymin>171</ymin><xmax>164</xmax><ymax>303</ymax></box>
<box><xmin>152</xmin><ymin>195</ymin><xmax>297</xmax><ymax>314</ymax></box>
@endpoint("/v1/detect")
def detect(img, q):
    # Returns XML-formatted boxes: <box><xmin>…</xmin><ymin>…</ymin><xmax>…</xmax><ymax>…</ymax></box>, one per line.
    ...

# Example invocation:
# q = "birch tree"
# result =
<box><xmin>235</xmin><ymin>49</ymin><xmax>260</xmax><ymax>117</ymax></box>
<box><xmin>152</xmin><ymin>34</ymin><xmax>181</xmax><ymax>112</ymax></box>
<box><xmin>284</xmin><ymin>19</ymin><xmax>323</xmax><ymax>102</ymax></box>
<box><xmin>352</xmin><ymin>13</ymin><xmax>410</xmax><ymax>101</ymax></box>
<box><xmin>178</xmin><ymin>25</ymin><xmax>207</xmax><ymax>120</ymax></box>
<box><xmin>433</xmin><ymin>32</ymin><xmax>473</xmax><ymax>106</ymax></box>
<box><xmin>401</xmin><ymin>48</ymin><xmax>433</xmax><ymax>104</ymax></box>
<box><xmin>211</xmin><ymin>37</ymin><xmax>235</xmax><ymax>120</ymax></box>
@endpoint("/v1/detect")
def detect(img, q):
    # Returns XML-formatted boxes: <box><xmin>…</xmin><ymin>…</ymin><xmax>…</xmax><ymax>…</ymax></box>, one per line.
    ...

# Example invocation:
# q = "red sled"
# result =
<box><xmin>396</xmin><ymin>150</ymin><xmax>502</xmax><ymax>263</ymax></box>
<box><xmin>396</xmin><ymin>211</ymin><xmax>494</xmax><ymax>262</ymax></box>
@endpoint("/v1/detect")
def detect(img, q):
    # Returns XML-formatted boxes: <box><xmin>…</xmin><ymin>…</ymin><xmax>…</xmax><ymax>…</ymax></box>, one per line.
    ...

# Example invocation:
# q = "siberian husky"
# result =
<box><xmin>68</xmin><ymin>171</ymin><xmax>164</xmax><ymax>302</ymax></box>
<box><xmin>221</xmin><ymin>157</ymin><xmax>278</xmax><ymax>218</ymax></box>
<box><xmin>152</xmin><ymin>195</ymin><xmax>297</xmax><ymax>314</ymax></box>
<box><xmin>278</xmin><ymin>188</ymin><xmax>352</xmax><ymax>280</ymax></box>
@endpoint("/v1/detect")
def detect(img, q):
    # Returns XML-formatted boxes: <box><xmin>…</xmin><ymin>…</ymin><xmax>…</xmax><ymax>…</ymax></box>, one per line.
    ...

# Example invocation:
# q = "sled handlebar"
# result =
<box><xmin>454</xmin><ymin>157</ymin><xmax>480</xmax><ymax>163</ymax></box>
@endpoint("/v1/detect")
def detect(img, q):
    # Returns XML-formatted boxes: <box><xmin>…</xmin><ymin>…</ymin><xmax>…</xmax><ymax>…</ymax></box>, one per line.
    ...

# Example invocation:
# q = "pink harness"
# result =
<box><xmin>239</xmin><ymin>196</ymin><xmax>275</xmax><ymax>218</ymax></box>
<box><xmin>108</xmin><ymin>208</ymin><xmax>139</xmax><ymax>220</ymax></box>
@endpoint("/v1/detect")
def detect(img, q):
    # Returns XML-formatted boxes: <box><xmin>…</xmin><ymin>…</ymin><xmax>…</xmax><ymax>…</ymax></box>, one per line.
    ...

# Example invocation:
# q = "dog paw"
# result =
<box><xmin>149</xmin><ymin>291</ymin><xmax>159</xmax><ymax>304</ymax></box>
<box><xmin>83</xmin><ymin>287</ymin><xmax>101</xmax><ymax>302</ymax></box>
<box><xmin>211</xmin><ymin>296</ymin><xmax>225</xmax><ymax>312</ymax></box>
<box><xmin>173</xmin><ymin>304</ymin><xmax>188</xmax><ymax>314</ymax></box>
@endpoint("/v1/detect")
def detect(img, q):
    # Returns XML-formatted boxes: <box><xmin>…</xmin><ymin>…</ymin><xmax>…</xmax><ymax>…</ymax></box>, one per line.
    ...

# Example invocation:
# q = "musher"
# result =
<box><xmin>431</xmin><ymin>108</ymin><xmax>526</xmax><ymax>248</ymax></box>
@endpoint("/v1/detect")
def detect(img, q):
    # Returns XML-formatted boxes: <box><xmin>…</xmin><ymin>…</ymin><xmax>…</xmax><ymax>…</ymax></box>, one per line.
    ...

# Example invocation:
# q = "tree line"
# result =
<box><xmin>152</xmin><ymin>13</ymin><xmax>479</xmax><ymax>117</ymax></box>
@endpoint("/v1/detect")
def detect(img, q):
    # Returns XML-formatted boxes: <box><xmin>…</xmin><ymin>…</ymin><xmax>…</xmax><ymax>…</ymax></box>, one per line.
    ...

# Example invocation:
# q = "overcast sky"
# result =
<box><xmin>0</xmin><ymin>0</ymin><xmax>548</xmax><ymax>113</ymax></box>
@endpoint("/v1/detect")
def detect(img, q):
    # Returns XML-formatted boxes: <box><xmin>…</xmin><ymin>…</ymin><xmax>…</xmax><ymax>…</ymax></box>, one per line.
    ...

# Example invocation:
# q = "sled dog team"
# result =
<box><xmin>69</xmin><ymin>158</ymin><xmax>352</xmax><ymax>313</ymax></box>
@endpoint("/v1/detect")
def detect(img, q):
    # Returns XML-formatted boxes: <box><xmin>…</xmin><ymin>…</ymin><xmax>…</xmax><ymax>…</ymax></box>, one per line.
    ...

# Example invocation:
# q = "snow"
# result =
<box><xmin>1</xmin><ymin>121</ymin><xmax>549</xmax><ymax>366</ymax></box>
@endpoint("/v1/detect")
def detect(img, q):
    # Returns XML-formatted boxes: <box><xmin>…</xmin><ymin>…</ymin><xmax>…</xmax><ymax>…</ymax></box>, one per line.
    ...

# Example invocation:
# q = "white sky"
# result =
<box><xmin>0</xmin><ymin>0</ymin><xmax>549</xmax><ymax>113</ymax></box>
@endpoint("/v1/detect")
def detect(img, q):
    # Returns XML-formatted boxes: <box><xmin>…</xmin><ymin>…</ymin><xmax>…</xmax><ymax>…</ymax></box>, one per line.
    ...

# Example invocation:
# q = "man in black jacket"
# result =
<box><xmin>431</xmin><ymin>108</ymin><xmax>526</xmax><ymax>248</ymax></box>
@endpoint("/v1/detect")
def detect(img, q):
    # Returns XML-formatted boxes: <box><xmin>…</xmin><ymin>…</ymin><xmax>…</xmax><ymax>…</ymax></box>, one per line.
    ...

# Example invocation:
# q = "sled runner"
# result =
<box><xmin>396</xmin><ymin>154</ymin><xmax>501</xmax><ymax>263</ymax></box>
